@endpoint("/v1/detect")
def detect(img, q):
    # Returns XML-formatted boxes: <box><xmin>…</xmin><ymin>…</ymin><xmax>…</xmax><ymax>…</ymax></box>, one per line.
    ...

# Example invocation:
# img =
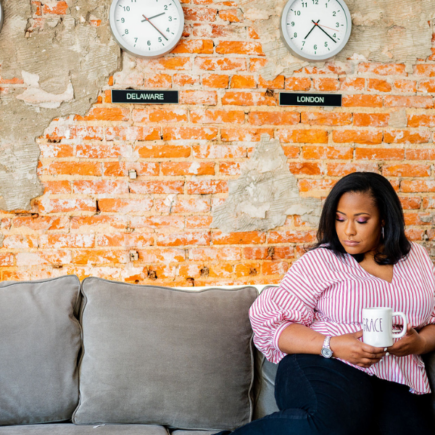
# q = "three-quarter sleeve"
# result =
<box><xmin>426</xmin><ymin>266</ymin><xmax>435</xmax><ymax>325</ymax></box>
<box><xmin>249</xmin><ymin>250</ymin><xmax>330</xmax><ymax>363</ymax></box>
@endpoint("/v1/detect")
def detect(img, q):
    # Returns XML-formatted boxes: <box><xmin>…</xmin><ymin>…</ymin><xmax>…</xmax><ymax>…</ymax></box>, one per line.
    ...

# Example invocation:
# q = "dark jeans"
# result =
<box><xmin>213</xmin><ymin>354</ymin><xmax>433</xmax><ymax>435</ymax></box>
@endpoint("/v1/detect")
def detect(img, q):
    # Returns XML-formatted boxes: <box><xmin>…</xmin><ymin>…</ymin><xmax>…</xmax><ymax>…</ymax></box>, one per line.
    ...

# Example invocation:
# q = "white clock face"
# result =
<box><xmin>110</xmin><ymin>0</ymin><xmax>184</xmax><ymax>59</ymax></box>
<box><xmin>281</xmin><ymin>0</ymin><xmax>351</xmax><ymax>61</ymax></box>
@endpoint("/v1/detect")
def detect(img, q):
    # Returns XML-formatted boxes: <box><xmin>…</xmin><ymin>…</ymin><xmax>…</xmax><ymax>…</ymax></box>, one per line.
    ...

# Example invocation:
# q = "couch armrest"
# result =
<box><xmin>423</xmin><ymin>350</ymin><xmax>435</xmax><ymax>425</ymax></box>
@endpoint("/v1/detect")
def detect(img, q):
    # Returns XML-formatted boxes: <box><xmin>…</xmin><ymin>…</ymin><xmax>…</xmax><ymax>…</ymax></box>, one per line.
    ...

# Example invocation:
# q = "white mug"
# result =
<box><xmin>362</xmin><ymin>307</ymin><xmax>407</xmax><ymax>347</ymax></box>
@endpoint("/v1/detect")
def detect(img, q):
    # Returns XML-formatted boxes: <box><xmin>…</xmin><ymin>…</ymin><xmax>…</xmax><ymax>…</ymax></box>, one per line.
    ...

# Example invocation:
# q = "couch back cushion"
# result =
<box><xmin>73</xmin><ymin>278</ymin><xmax>258</xmax><ymax>431</ymax></box>
<box><xmin>0</xmin><ymin>275</ymin><xmax>81</xmax><ymax>426</ymax></box>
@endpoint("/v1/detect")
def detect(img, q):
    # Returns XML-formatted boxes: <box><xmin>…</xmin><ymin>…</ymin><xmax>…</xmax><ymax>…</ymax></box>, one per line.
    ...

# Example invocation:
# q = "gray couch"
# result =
<box><xmin>0</xmin><ymin>276</ymin><xmax>434</xmax><ymax>434</ymax></box>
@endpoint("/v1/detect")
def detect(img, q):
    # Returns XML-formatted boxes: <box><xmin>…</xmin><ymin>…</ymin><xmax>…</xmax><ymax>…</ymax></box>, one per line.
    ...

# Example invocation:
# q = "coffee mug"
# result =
<box><xmin>362</xmin><ymin>307</ymin><xmax>408</xmax><ymax>347</ymax></box>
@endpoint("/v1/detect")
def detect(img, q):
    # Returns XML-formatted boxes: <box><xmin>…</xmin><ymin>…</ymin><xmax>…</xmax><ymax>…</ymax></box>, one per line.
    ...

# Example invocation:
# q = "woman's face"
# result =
<box><xmin>335</xmin><ymin>191</ymin><xmax>383</xmax><ymax>256</ymax></box>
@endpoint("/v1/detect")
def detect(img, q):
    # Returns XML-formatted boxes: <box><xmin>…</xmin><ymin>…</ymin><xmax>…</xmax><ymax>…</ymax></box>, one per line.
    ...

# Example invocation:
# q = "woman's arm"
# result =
<box><xmin>278</xmin><ymin>323</ymin><xmax>386</xmax><ymax>368</ymax></box>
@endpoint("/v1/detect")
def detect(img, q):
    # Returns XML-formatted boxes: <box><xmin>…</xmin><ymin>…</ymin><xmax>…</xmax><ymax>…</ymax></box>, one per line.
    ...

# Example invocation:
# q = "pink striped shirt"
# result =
<box><xmin>249</xmin><ymin>242</ymin><xmax>435</xmax><ymax>394</ymax></box>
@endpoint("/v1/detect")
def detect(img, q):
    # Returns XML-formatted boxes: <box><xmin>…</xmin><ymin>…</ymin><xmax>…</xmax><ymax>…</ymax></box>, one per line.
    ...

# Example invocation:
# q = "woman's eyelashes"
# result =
<box><xmin>335</xmin><ymin>217</ymin><xmax>368</xmax><ymax>224</ymax></box>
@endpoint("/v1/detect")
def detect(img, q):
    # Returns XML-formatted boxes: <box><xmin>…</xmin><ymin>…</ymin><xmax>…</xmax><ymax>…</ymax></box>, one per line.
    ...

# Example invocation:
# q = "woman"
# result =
<box><xmin>214</xmin><ymin>172</ymin><xmax>435</xmax><ymax>435</ymax></box>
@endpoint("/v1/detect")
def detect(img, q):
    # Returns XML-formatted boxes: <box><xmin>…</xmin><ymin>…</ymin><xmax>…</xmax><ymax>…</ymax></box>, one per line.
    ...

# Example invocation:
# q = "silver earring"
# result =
<box><xmin>382</xmin><ymin>227</ymin><xmax>385</xmax><ymax>238</ymax></box>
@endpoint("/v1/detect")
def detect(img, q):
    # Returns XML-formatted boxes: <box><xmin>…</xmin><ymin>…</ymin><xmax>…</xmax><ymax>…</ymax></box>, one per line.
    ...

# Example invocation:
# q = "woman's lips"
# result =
<box><xmin>343</xmin><ymin>240</ymin><xmax>360</xmax><ymax>246</ymax></box>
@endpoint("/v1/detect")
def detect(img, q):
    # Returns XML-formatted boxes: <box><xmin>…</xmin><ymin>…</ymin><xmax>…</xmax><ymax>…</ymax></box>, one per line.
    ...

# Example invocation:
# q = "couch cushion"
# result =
<box><xmin>0</xmin><ymin>276</ymin><xmax>81</xmax><ymax>426</ymax></box>
<box><xmin>73</xmin><ymin>278</ymin><xmax>258</xmax><ymax>431</ymax></box>
<box><xmin>171</xmin><ymin>432</ymin><xmax>215</xmax><ymax>435</ymax></box>
<box><xmin>0</xmin><ymin>425</ymin><xmax>167</xmax><ymax>434</ymax></box>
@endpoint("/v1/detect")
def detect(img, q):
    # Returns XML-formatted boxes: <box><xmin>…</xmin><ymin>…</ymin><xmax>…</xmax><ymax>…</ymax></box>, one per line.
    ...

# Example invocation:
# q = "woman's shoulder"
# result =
<box><xmin>405</xmin><ymin>242</ymin><xmax>432</xmax><ymax>269</ymax></box>
<box><xmin>292</xmin><ymin>246</ymin><xmax>340</xmax><ymax>272</ymax></box>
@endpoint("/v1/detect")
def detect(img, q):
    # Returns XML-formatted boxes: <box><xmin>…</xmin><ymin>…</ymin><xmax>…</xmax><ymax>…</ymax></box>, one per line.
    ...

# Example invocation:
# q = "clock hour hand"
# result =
<box><xmin>304</xmin><ymin>19</ymin><xmax>319</xmax><ymax>39</ymax></box>
<box><xmin>312</xmin><ymin>20</ymin><xmax>337</xmax><ymax>43</ymax></box>
<box><xmin>142</xmin><ymin>14</ymin><xmax>168</xmax><ymax>41</ymax></box>
<box><xmin>141</xmin><ymin>12</ymin><xmax>165</xmax><ymax>21</ymax></box>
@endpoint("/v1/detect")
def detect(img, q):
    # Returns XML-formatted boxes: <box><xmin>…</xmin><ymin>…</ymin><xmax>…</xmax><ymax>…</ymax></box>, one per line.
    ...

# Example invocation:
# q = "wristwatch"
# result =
<box><xmin>321</xmin><ymin>336</ymin><xmax>333</xmax><ymax>358</ymax></box>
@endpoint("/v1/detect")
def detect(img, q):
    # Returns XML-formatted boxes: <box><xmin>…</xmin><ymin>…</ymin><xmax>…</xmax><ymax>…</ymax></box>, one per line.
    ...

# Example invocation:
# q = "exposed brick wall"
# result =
<box><xmin>1</xmin><ymin>2</ymin><xmax>434</xmax><ymax>284</ymax></box>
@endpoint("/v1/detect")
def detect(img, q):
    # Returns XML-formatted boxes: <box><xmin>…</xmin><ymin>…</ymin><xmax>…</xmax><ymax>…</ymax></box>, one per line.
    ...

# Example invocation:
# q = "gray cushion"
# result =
<box><xmin>171</xmin><ymin>432</ymin><xmax>215</xmax><ymax>435</ymax></box>
<box><xmin>422</xmin><ymin>350</ymin><xmax>435</xmax><ymax>426</ymax></box>
<box><xmin>73</xmin><ymin>278</ymin><xmax>258</xmax><ymax>431</ymax></box>
<box><xmin>0</xmin><ymin>424</ymin><xmax>168</xmax><ymax>434</ymax></box>
<box><xmin>0</xmin><ymin>276</ymin><xmax>81</xmax><ymax>426</ymax></box>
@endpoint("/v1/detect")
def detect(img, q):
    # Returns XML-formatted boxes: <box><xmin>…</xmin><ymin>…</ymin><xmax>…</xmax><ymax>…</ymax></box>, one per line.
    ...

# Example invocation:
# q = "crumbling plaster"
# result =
<box><xmin>0</xmin><ymin>0</ymin><xmax>120</xmax><ymax>210</ymax></box>
<box><xmin>229</xmin><ymin>0</ymin><xmax>435</xmax><ymax>80</ymax></box>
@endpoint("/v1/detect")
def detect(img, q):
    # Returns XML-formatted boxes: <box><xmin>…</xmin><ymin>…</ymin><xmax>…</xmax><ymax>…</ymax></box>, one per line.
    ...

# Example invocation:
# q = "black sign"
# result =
<box><xmin>112</xmin><ymin>90</ymin><xmax>179</xmax><ymax>104</ymax></box>
<box><xmin>280</xmin><ymin>93</ymin><xmax>342</xmax><ymax>107</ymax></box>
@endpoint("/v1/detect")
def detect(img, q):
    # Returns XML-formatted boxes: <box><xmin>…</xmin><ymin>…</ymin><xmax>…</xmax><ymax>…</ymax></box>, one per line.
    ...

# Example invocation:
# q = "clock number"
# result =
<box><xmin>291</xmin><ymin>21</ymin><xmax>295</xmax><ymax>26</ymax></box>
<box><xmin>169</xmin><ymin>16</ymin><xmax>172</xmax><ymax>21</ymax></box>
<box><xmin>164</xmin><ymin>5</ymin><xmax>168</xmax><ymax>9</ymax></box>
<box><xmin>125</xmin><ymin>29</ymin><xmax>129</xmax><ymax>34</ymax></box>
<box><xmin>314</xmin><ymin>44</ymin><xmax>317</xmax><ymax>49</ymax></box>
<box><xmin>333</xmin><ymin>33</ymin><xmax>336</xmax><ymax>37</ymax></box>
<box><xmin>301</xmin><ymin>2</ymin><xmax>307</xmax><ymax>6</ymax></box>
<box><xmin>131</xmin><ymin>0</ymin><xmax>137</xmax><ymax>2</ymax></box>
<box><xmin>147</xmin><ymin>40</ymin><xmax>151</xmax><ymax>46</ymax></box>
<box><xmin>302</xmin><ymin>40</ymin><xmax>305</xmax><ymax>45</ymax></box>
<box><xmin>158</xmin><ymin>37</ymin><xmax>162</xmax><ymax>42</ymax></box>
<box><xmin>325</xmin><ymin>3</ymin><xmax>327</xmax><ymax>7</ymax></box>
<box><xmin>294</xmin><ymin>10</ymin><xmax>301</xmax><ymax>15</ymax></box>
<box><xmin>166</xmin><ymin>27</ymin><xmax>170</xmax><ymax>32</ymax></box>
<box><xmin>312</xmin><ymin>0</ymin><xmax>318</xmax><ymax>3</ymax></box>
<box><xmin>333</xmin><ymin>11</ymin><xmax>336</xmax><ymax>16</ymax></box>
<box><xmin>324</xmin><ymin>41</ymin><xmax>328</xmax><ymax>47</ymax></box>
<box><xmin>135</xmin><ymin>37</ymin><xmax>138</xmax><ymax>42</ymax></box>
<box><xmin>294</xmin><ymin>32</ymin><xmax>297</xmax><ymax>38</ymax></box>
<box><xmin>336</xmin><ymin>22</ymin><xmax>339</xmax><ymax>27</ymax></box>
<box><xmin>121</xmin><ymin>18</ymin><xmax>125</xmax><ymax>23</ymax></box>
<box><xmin>122</xmin><ymin>6</ymin><xmax>130</xmax><ymax>11</ymax></box>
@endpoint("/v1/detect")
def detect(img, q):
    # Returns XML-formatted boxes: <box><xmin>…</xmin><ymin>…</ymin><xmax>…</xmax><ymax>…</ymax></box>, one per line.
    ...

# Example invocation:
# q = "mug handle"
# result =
<box><xmin>392</xmin><ymin>312</ymin><xmax>408</xmax><ymax>339</ymax></box>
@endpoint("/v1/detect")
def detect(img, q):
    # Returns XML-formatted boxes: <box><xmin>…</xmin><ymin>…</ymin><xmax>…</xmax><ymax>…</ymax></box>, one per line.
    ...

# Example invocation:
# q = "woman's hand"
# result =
<box><xmin>387</xmin><ymin>324</ymin><xmax>426</xmax><ymax>357</ymax></box>
<box><xmin>330</xmin><ymin>331</ymin><xmax>386</xmax><ymax>368</ymax></box>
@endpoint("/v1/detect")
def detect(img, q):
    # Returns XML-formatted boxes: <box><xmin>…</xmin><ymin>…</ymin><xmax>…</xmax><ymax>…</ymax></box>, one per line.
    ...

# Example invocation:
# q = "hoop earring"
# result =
<box><xmin>381</xmin><ymin>227</ymin><xmax>385</xmax><ymax>239</ymax></box>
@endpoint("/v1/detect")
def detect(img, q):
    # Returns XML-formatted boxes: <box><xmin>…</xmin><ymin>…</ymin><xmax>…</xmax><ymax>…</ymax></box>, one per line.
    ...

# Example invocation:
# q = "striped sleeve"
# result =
<box><xmin>427</xmin><ymin>265</ymin><xmax>435</xmax><ymax>325</ymax></box>
<box><xmin>249</xmin><ymin>250</ymin><xmax>331</xmax><ymax>363</ymax></box>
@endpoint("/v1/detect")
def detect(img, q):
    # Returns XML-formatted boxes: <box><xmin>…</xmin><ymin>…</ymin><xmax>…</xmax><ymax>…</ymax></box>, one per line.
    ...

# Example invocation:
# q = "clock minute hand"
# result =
<box><xmin>304</xmin><ymin>19</ymin><xmax>319</xmax><ymax>39</ymax></box>
<box><xmin>314</xmin><ymin>20</ymin><xmax>337</xmax><ymax>43</ymax></box>
<box><xmin>142</xmin><ymin>14</ymin><xmax>168</xmax><ymax>41</ymax></box>
<box><xmin>141</xmin><ymin>12</ymin><xmax>165</xmax><ymax>21</ymax></box>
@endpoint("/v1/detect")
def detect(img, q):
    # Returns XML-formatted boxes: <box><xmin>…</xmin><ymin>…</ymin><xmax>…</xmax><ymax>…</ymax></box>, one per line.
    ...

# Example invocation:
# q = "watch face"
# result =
<box><xmin>281</xmin><ymin>0</ymin><xmax>352</xmax><ymax>61</ymax></box>
<box><xmin>321</xmin><ymin>348</ymin><xmax>333</xmax><ymax>358</ymax></box>
<box><xmin>110</xmin><ymin>0</ymin><xmax>184</xmax><ymax>59</ymax></box>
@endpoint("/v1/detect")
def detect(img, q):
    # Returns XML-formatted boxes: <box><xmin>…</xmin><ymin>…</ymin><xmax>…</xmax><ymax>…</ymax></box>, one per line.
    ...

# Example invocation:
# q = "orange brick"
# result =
<box><xmin>414</xmin><ymin>64</ymin><xmax>435</xmax><ymax>76</ymax></box>
<box><xmin>70</xmin><ymin>216</ymin><xmax>127</xmax><ymax>232</ymax></box>
<box><xmin>144</xmin><ymin>74</ymin><xmax>172</xmax><ymax>88</ymax></box>
<box><xmin>303</xmin><ymin>146</ymin><xmax>353</xmax><ymax>160</ymax></box>
<box><xmin>234</xmin><ymin>262</ymin><xmax>260</xmax><ymax>278</ymax></box>
<box><xmin>408</xmin><ymin>114</ymin><xmax>435</xmax><ymax>128</ymax></box>
<box><xmin>97</xmin><ymin>233</ymin><xmax>154</xmax><ymax>248</ymax></box>
<box><xmin>180</xmin><ymin>90</ymin><xmax>218</xmax><ymax>105</ymax></box>
<box><xmin>43</xmin><ymin>181</ymin><xmax>71</xmax><ymax>194</ymax></box>
<box><xmin>3</xmin><ymin>235</ymin><xmax>38</xmax><ymax>249</ymax></box>
<box><xmin>67</xmin><ymin>126</ymin><xmax>104</xmax><ymax>141</ymax></box>
<box><xmin>230</xmin><ymin>75</ymin><xmax>256</xmax><ymax>89</ymax></box>
<box><xmin>43</xmin><ymin>1</ymin><xmax>67</xmax><ymax>14</ymax></box>
<box><xmin>258</xmin><ymin>75</ymin><xmax>285</xmax><ymax>89</ymax></box>
<box><xmin>262</xmin><ymin>261</ymin><xmax>290</xmax><ymax>275</ymax></box>
<box><xmin>133</xmin><ymin>108</ymin><xmax>188</xmax><ymax>123</ymax></box>
<box><xmin>404</xmin><ymin>228</ymin><xmax>425</xmax><ymax>241</ymax></box>
<box><xmin>404</xmin><ymin>213</ymin><xmax>434</xmax><ymax>226</ymax></box>
<box><xmin>384</xmin><ymin>130</ymin><xmax>431</xmax><ymax>144</ymax></box>
<box><xmin>342</xmin><ymin>95</ymin><xmax>383</xmax><ymax>108</ymax></box>
<box><xmin>418</xmin><ymin>80</ymin><xmax>435</xmax><ymax>93</ymax></box>
<box><xmin>248</xmin><ymin>111</ymin><xmax>299</xmax><ymax>126</ymax></box>
<box><xmin>268</xmin><ymin>230</ymin><xmax>316</xmax><ymax>244</ymax></box>
<box><xmin>283</xmin><ymin>146</ymin><xmax>300</xmax><ymax>158</ymax></box>
<box><xmin>272</xmin><ymin>246</ymin><xmax>296</xmax><ymax>260</ymax></box>
<box><xmin>0</xmin><ymin>76</ymin><xmax>25</xmax><ymax>85</ymax></box>
<box><xmin>72</xmin><ymin>180</ymin><xmax>129</xmax><ymax>195</ymax></box>
<box><xmin>161</xmin><ymin>162</ymin><xmax>215</xmax><ymax>176</ymax></box>
<box><xmin>136</xmin><ymin>145</ymin><xmax>191</xmax><ymax>158</ymax></box>
<box><xmin>186</xmin><ymin>216</ymin><xmax>213</xmax><ymax>228</ymax></box>
<box><xmin>285</xmin><ymin>77</ymin><xmax>311</xmax><ymax>91</ymax></box>
<box><xmin>327</xmin><ymin>163</ymin><xmax>379</xmax><ymax>177</ymax></box>
<box><xmin>155</xmin><ymin>196</ymin><xmax>210</xmax><ymax>214</ymax></box>
<box><xmin>73</xmin><ymin>249</ymin><xmax>129</xmax><ymax>264</ymax></box>
<box><xmin>384</xmin><ymin>96</ymin><xmax>433</xmax><ymax>108</ymax></box>
<box><xmin>313</xmin><ymin>78</ymin><xmax>340</xmax><ymax>91</ymax></box>
<box><xmin>304</xmin><ymin>64</ymin><xmax>348</xmax><ymax>75</ymax></box>
<box><xmin>190</xmin><ymin>109</ymin><xmax>245</xmax><ymax>124</ymax></box>
<box><xmin>212</xmin><ymin>231</ymin><xmax>266</xmax><ymax>245</ymax></box>
<box><xmin>0</xmin><ymin>253</ymin><xmax>17</xmax><ymax>267</ymax></box>
<box><xmin>105</xmin><ymin>126</ymin><xmax>160</xmax><ymax>141</ymax></box>
<box><xmin>192</xmin><ymin>144</ymin><xmax>247</xmax><ymax>158</ymax></box>
<box><xmin>358</xmin><ymin>63</ymin><xmax>406</xmax><ymax>75</ymax></box>
<box><xmin>129</xmin><ymin>181</ymin><xmax>184</xmax><ymax>194</ymax></box>
<box><xmin>218</xmin><ymin>9</ymin><xmax>242</xmax><ymax>22</ymax></box>
<box><xmin>216</xmin><ymin>41</ymin><xmax>263</xmax><ymax>55</ymax></box>
<box><xmin>186</xmin><ymin>180</ymin><xmax>228</xmax><ymax>194</ymax></box>
<box><xmin>243</xmin><ymin>247</ymin><xmax>270</xmax><ymax>260</ymax></box>
<box><xmin>44</xmin><ymin>161</ymin><xmax>101</xmax><ymax>176</ymax></box>
<box><xmin>250</xmin><ymin>58</ymin><xmax>268</xmax><ymax>72</ymax></box>
<box><xmin>222</xmin><ymin>91</ymin><xmax>277</xmax><ymax>106</ymax></box>
<box><xmin>401</xmin><ymin>180</ymin><xmax>435</xmax><ymax>192</ymax></box>
<box><xmin>367</xmin><ymin>79</ymin><xmax>392</xmax><ymax>92</ymax></box>
<box><xmin>406</xmin><ymin>149</ymin><xmax>435</xmax><ymax>160</ymax></box>
<box><xmin>97</xmin><ymin>199</ymin><xmax>154</xmax><ymax>214</ymax></box>
<box><xmin>189</xmin><ymin>247</ymin><xmax>241</xmax><ymax>261</ymax></box>
<box><xmin>75</xmin><ymin>107</ymin><xmax>129</xmax><ymax>122</ymax></box>
<box><xmin>172</xmin><ymin>39</ymin><xmax>214</xmax><ymax>54</ymax></box>
<box><xmin>202</xmin><ymin>74</ymin><xmax>229</xmax><ymax>88</ymax></box>
<box><xmin>183</xmin><ymin>7</ymin><xmax>217</xmax><ymax>21</ymax></box>
<box><xmin>39</xmin><ymin>234</ymin><xmax>95</xmax><ymax>249</ymax></box>
<box><xmin>394</xmin><ymin>80</ymin><xmax>417</xmax><ymax>93</ymax></box>
<box><xmin>301</xmin><ymin>112</ymin><xmax>351</xmax><ymax>126</ymax></box>
<box><xmin>400</xmin><ymin>197</ymin><xmax>422</xmax><ymax>210</ymax></box>
<box><xmin>278</xmin><ymin>129</ymin><xmax>328</xmax><ymax>144</ymax></box>
<box><xmin>156</xmin><ymin>231</ymin><xmax>210</xmax><ymax>246</ymax></box>
<box><xmin>173</xmin><ymin>74</ymin><xmax>199</xmax><ymax>86</ymax></box>
<box><xmin>382</xmin><ymin>164</ymin><xmax>431</xmax><ymax>177</ymax></box>
<box><xmin>423</xmin><ymin>197</ymin><xmax>435</xmax><ymax>209</ymax></box>
<box><xmin>75</xmin><ymin>144</ymin><xmax>130</xmax><ymax>159</ymax></box>
<box><xmin>339</xmin><ymin>78</ymin><xmax>365</xmax><ymax>91</ymax></box>
<box><xmin>38</xmin><ymin>198</ymin><xmax>96</xmax><ymax>213</ymax></box>
<box><xmin>355</xmin><ymin>148</ymin><xmax>404</xmax><ymax>160</ymax></box>
<box><xmin>332</xmin><ymin>130</ymin><xmax>382</xmax><ymax>144</ymax></box>
<box><xmin>219</xmin><ymin>162</ymin><xmax>241</xmax><ymax>175</ymax></box>
<box><xmin>132</xmin><ymin>216</ymin><xmax>184</xmax><ymax>231</ymax></box>
<box><xmin>248</xmin><ymin>27</ymin><xmax>259</xmax><ymax>39</ymax></box>
<box><xmin>39</xmin><ymin>144</ymin><xmax>73</xmax><ymax>158</ymax></box>
<box><xmin>288</xmin><ymin>162</ymin><xmax>322</xmax><ymax>176</ymax></box>
<box><xmin>162</xmin><ymin>127</ymin><xmax>218</xmax><ymax>141</ymax></box>
<box><xmin>102</xmin><ymin>162</ymin><xmax>159</xmax><ymax>177</ymax></box>
<box><xmin>194</xmin><ymin>57</ymin><xmax>247</xmax><ymax>71</ymax></box>
<box><xmin>353</xmin><ymin>113</ymin><xmax>389</xmax><ymax>127</ymax></box>
<box><xmin>221</xmin><ymin>128</ymin><xmax>274</xmax><ymax>142</ymax></box>
<box><xmin>151</xmin><ymin>57</ymin><xmax>192</xmax><ymax>70</ymax></box>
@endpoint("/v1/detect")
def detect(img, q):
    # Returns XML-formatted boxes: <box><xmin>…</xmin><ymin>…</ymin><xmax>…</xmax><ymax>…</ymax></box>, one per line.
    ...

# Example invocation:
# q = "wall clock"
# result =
<box><xmin>281</xmin><ymin>0</ymin><xmax>352</xmax><ymax>61</ymax></box>
<box><xmin>0</xmin><ymin>1</ymin><xmax>4</xmax><ymax>33</ymax></box>
<box><xmin>109</xmin><ymin>0</ymin><xmax>184</xmax><ymax>59</ymax></box>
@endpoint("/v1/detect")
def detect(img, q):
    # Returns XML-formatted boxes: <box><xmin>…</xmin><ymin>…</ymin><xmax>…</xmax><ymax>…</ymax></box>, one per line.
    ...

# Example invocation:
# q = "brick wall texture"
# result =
<box><xmin>1</xmin><ymin>2</ymin><xmax>435</xmax><ymax>284</ymax></box>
